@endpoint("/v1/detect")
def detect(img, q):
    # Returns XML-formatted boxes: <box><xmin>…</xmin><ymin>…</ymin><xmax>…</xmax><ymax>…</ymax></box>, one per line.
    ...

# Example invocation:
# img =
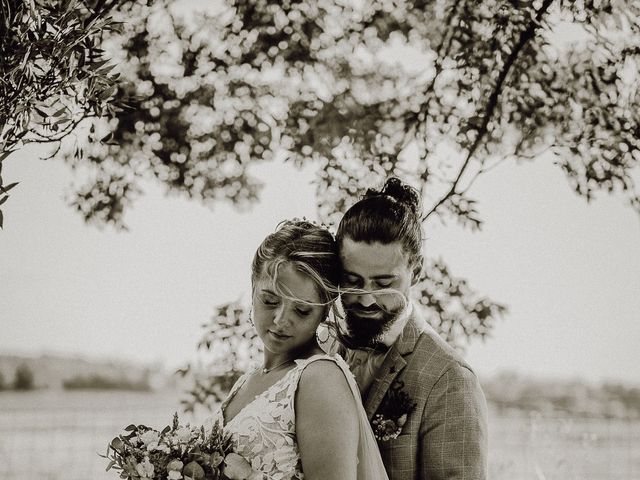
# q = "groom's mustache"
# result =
<box><xmin>344</xmin><ymin>304</ymin><xmax>388</xmax><ymax>315</ymax></box>
<box><xmin>345</xmin><ymin>304</ymin><xmax>385</xmax><ymax>315</ymax></box>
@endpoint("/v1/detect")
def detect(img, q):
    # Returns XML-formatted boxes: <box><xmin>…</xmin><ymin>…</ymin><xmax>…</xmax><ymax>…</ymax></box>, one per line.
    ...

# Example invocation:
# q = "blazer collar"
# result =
<box><xmin>363</xmin><ymin>305</ymin><xmax>425</xmax><ymax>419</ymax></box>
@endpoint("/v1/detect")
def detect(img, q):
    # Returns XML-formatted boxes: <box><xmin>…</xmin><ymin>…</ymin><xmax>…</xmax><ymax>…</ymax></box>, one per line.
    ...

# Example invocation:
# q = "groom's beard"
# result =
<box><xmin>342</xmin><ymin>304</ymin><xmax>399</xmax><ymax>348</ymax></box>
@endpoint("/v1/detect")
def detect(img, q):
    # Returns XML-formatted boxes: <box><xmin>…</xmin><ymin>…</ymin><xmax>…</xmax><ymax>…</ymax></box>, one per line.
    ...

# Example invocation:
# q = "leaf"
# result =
<box><xmin>52</xmin><ymin>106</ymin><xmax>67</xmax><ymax>117</ymax></box>
<box><xmin>183</xmin><ymin>461</ymin><xmax>205</xmax><ymax>480</ymax></box>
<box><xmin>223</xmin><ymin>453</ymin><xmax>253</xmax><ymax>480</ymax></box>
<box><xmin>90</xmin><ymin>59</ymin><xmax>110</xmax><ymax>70</ymax></box>
<box><xmin>106</xmin><ymin>460</ymin><xmax>116</xmax><ymax>471</ymax></box>
<box><xmin>0</xmin><ymin>182</ymin><xmax>19</xmax><ymax>194</ymax></box>
<box><xmin>0</xmin><ymin>196</ymin><xmax>8</xmax><ymax>206</ymax></box>
<box><xmin>110</xmin><ymin>437</ymin><xmax>124</xmax><ymax>451</ymax></box>
<box><xmin>34</xmin><ymin>107</ymin><xmax>48</xmax><ymax>119</ymax></box>
<box><xmin>0</xmin><ymin>210</ymin><xmax>3</xmax><ymax>229</ymax></box>
<box><xmin>123</xmin><ymin>424</ymin><xmax>137</xmax><ymax>431</ymax></box>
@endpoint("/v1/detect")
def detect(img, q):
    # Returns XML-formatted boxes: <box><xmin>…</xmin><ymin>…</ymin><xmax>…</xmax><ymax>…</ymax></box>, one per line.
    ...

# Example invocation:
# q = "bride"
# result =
<box><xmin>212</xmin><ymin>219</ymin><xmax>388</xmax><ymax>480</ymax></box>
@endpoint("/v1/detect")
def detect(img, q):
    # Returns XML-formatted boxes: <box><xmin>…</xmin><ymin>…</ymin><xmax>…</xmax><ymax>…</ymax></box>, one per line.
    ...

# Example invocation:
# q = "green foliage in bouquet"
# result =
<box><xmin>102</xmin><ymin>413</ymin><xmax>253</xmax><ymax>480</ymax></box>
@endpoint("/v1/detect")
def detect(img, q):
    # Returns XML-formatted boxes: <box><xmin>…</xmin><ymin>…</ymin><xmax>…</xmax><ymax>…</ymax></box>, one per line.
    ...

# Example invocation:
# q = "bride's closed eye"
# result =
<box><xmin>295</xmin><ymin>307</ymin><xmax>312</xmax><ymax>317</ymax></box>
<box><xmin>259</xmin><ymin>294</ymin><xmax>280</xmax><ymax>306</ymax></box>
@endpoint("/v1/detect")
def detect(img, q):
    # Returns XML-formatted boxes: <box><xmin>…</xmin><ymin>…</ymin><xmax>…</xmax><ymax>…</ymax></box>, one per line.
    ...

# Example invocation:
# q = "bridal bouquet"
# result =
<box><xmin>103</xmin><ymin>413</ymin><xmax>253</xmax><ymax>480</ymax></box>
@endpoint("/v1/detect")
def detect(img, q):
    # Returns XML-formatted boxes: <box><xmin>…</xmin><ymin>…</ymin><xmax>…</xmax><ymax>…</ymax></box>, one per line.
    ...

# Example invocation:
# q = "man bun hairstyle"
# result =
<box><xmin>336</xmin><ymin>177</ymin><xmax>423</xmax><ymax>267</ymax></box>
<box><xmin>367</xmin><ymin>176</ymin><xmax>421</xmax><ymax>216</ymax></box>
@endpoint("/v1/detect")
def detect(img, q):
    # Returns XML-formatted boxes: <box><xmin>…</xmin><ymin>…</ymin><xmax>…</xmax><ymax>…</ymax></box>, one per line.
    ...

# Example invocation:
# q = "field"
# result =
<box><xmin>0</xmin><ymin>390</ymin><xmax>638</xmax><ymax>480</ymax></box>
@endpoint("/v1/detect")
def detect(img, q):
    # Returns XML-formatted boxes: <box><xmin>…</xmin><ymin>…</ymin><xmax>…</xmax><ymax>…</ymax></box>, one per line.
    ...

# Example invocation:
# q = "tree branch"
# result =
<box><xmin>422</xmin><ymin>0</ymin><xmax>555</xmax><ymax>222</ymax></box>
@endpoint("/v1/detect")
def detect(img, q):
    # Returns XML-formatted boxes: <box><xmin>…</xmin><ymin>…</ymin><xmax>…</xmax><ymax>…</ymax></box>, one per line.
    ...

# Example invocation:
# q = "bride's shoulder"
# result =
<box><xmin>296</xmin><ymin>354</ymin><xmax>352</xmax><ymax>396</ymax></box>
<box><xmin>294</xmin><ymin>354</ymin><xmax>358</xmax><ymax>430</ymax></box>
<box><xmin>295</xmin><ymin>353</ymin><xmax>346</xmax><ymax>374</ymax></box>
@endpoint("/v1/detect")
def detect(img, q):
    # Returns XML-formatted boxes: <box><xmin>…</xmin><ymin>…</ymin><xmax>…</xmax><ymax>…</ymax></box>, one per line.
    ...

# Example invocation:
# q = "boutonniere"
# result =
<box><xmin>371</xmin><ymin>380</ymin><xmax>417</xmax><ymax>441</ymax></box>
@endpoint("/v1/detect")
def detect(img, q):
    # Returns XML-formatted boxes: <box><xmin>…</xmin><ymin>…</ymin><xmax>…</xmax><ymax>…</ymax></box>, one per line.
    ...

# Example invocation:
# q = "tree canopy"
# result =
<box><xmin>45</xmin><ymin>0</ymin><xmax>639</xmax><ymax>229</ymax></box>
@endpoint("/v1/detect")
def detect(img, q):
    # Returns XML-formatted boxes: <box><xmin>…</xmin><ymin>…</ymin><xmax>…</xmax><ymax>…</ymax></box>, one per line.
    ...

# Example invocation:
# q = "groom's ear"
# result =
<box><xmin>411</xmin><ymin>256</ymin><xmax>424</xmax><ymax>286</ymax></box>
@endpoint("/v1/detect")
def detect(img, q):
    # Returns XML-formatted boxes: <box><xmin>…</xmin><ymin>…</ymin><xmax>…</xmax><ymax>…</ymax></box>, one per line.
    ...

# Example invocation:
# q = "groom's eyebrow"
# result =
<box><xmin>343</xmin><ymin>270</ymin><xmax>397</xmax><ymax>280</ymax></box>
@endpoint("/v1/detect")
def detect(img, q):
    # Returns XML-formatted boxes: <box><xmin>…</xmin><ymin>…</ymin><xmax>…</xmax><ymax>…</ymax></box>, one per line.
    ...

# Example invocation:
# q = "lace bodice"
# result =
<box><xmin>214</xmin><ymin>354</ymin><xmax>341</xmax><ymax>480</ymax></box>
<box><xmin>211</xmin><ymin>353</ymin><xmax>389</xmax><ymax>480</ymax></box>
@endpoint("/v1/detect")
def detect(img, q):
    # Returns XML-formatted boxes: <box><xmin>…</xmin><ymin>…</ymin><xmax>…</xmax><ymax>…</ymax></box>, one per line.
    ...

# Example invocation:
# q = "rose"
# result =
<box><xmin>139</xmin><ymin>430</ymin><xmax>160</xmax><ymax>447</ymax></box>
<box><xmin>135</xmin><ymin>457</ymin><xmax>155</xmax><ymax>479</ymax></box>
<box><xmin>167</xmin><ymin>459</ymin><xmax>184</xmax><ymax>471</ymax></box>
<box><xmin>175</xmin><ymin>426</ymin><xmax>192</xmax><ymax>444</ymax></box>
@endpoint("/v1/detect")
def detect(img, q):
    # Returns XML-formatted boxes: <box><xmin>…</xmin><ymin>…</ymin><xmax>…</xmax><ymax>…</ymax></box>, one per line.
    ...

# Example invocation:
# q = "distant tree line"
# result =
<box><xmin>62</xmin><ymin>373</ymin><xmax>151</xmax><ymax>391</ymax></box>
<box><xmin>0</xmin><ymin>363</ymin><xmax>35</xmax><ymax>391</ymax></box>
<box><xmin>0</xmin><ymin>363</ymin><xmax>152</xmax><ymax>392</ymax></box>
<box><xmin>483</xmin><ymin>372</ymin><xmax>640</xmax><ymax>419</ymax></box>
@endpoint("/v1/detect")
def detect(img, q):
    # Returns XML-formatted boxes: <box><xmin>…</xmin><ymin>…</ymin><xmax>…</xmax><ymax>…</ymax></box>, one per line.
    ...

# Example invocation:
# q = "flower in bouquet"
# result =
<box><xmin>102</xmin><ymin>412</ymin><xmax>255</xmax><ymax>480</ymax></box>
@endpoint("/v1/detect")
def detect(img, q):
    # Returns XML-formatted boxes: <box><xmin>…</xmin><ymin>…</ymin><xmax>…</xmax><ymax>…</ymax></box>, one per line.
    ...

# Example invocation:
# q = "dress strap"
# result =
<box><xmin>220</xmin><ymin>370</ymin><xmax>252</xmax><ymax>413</ymax></box>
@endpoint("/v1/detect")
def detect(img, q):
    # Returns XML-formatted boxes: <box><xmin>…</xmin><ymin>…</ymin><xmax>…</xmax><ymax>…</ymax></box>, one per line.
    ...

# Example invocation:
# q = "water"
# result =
<box><xmin>0</xmin><ymin>390</ymin><xmax>638</xmax><ymax>480</ymax></box>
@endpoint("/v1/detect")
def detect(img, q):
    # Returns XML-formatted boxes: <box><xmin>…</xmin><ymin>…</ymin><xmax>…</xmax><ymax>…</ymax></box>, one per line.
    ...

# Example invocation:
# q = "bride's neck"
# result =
<box><xmin>263</xmin><ymin>340</ymin><xmax>321</xmax><ymax>368</ymax></box>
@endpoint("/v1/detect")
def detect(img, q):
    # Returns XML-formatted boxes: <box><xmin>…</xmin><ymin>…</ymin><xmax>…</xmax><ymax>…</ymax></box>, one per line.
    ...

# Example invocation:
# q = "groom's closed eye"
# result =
<box><xmin>341</xmin><ymin>273</ymin><xmax>395</xmax><ymax>290</ymax></box>
<box><xmin>341</xmin><ymin>273</ymin><xmax>362</xmax><ymax>287</ymax></box>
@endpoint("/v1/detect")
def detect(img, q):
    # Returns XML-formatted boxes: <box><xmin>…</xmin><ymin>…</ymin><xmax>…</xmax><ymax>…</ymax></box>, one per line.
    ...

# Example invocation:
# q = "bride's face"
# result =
<box><xmin>252</xmin><ymin>262</ymin><xmax>326</xmax><ymax>355</ymax></box>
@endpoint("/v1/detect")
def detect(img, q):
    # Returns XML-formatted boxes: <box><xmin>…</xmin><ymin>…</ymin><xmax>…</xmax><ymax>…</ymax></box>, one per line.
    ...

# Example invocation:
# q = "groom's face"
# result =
<box><xmin>339</xmin><ymin>238</ymin><xmax>418</xmax><ymax>345</ymax></box>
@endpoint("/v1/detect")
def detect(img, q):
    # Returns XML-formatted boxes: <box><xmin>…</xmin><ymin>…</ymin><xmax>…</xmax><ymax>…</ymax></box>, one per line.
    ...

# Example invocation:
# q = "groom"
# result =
<box><xmin>326</xmin><ymin>177</ymin><xmax>488</xmax><ymax>479</ymax></box>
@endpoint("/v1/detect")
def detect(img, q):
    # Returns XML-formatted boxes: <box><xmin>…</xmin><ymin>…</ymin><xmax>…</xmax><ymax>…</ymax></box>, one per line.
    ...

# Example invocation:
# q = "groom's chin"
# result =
<box><xmin>344</xmin><ymin>313</ymin><xmax>390</xmax><ymax>346</ymax></box>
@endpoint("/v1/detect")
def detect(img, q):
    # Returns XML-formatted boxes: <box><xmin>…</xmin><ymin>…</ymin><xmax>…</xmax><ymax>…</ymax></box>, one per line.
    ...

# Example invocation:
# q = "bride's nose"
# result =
<box><xmin>272</xmin><ymin>305</ymin><xmax>290</xmax><ymax>327</ymax></box>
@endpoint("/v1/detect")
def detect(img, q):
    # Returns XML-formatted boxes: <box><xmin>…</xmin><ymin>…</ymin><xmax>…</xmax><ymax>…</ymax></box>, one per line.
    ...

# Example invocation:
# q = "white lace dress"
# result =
<box><xmin>212</xmin><ymin>353</ymin><xmax>388</xmax><ymax>480</ymax></box>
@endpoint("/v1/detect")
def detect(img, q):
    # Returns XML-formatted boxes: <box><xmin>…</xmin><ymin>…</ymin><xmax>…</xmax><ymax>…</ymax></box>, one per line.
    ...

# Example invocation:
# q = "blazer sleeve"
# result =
<box><xmin>419</xmin><ymin>364</ymin><xmax>489</xmax><ymax>480</ymax></box>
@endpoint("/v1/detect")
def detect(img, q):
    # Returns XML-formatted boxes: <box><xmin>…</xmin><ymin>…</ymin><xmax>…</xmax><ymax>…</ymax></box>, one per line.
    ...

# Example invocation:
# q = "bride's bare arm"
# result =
<box><xmin>296</xmin><ymin>360</ymin><xmax>359</xmax><ymax>480</ymax></box>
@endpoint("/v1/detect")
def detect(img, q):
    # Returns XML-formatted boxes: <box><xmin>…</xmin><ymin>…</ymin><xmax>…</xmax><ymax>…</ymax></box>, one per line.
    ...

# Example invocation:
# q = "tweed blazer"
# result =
<box><xmin>327</xmin><ymin>305</ymin><xmax>488</xmax><ymax>480</ymax></box>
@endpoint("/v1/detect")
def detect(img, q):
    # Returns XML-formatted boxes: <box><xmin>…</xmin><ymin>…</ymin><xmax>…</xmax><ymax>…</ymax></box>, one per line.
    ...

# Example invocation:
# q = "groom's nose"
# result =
<box><xmin>357</xmin><ymin>291</ymin><xmax>377</xmax><ymax>308</ymax></box>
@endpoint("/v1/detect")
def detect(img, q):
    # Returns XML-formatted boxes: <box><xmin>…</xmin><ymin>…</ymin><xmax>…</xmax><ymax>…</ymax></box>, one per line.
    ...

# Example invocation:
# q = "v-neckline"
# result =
<box><xmin>221</xmin><ymin>364</ymin><xmax>298</xmax><ymax>426</ymax></box>
<box><xmin>221</xmin><ymin>353</ymin><xmax>333</xmax><ymax>426</ymax></box>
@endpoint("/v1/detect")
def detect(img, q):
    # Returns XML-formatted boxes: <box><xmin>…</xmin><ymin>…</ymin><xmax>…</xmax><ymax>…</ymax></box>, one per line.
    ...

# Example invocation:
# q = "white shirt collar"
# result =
<box><xmin>379</xmin><ymin>301</ymin><xmax>413</xmax><ymax>347</ymax></box>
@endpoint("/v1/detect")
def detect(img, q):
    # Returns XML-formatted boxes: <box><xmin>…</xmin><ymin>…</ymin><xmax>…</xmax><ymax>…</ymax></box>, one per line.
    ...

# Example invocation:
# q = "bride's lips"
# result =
<box><xmin>268</xmin><ymin>330</ymin><xmax>292</xmax><ymax>340</ymax></box>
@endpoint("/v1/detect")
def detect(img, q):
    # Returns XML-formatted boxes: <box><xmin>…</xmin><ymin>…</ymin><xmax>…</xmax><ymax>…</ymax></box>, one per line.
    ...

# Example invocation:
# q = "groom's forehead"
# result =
<box><xmin>339</xmin><ymin>238</ymin><xmax>408</xmax><ymax>271</ymax></box>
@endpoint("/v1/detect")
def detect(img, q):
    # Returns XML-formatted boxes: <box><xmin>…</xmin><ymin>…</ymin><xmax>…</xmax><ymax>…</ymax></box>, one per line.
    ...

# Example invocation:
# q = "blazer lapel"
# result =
<box><xmin>364</xmin><ymin>308</ymin><xmax>424</xmax><ymax>420</ymax></box>
<box><xmin>364</xmin><ymin>347</ymin><xmax>406</xmax><ymax>420</ymax></box>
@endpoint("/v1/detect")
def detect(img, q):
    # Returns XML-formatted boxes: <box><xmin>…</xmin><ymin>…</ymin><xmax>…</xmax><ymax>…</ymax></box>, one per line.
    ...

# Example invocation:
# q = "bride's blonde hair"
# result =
<box><xmin>251</xmin><ymin>219</ymin><xmax>340</xmax><ymax>309</ymax></box>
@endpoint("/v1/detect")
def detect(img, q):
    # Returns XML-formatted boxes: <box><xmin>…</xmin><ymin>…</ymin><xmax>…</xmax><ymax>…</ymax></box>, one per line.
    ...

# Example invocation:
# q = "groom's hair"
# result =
<box><xmin>252</xmin><ymin>219</ymin><xmax>340</xmax><ymax>306</ymax></box>
<box><xmin>336</xmin><ymin>177</ymin><xmax>423</xmax><ymax>267</ymax></box>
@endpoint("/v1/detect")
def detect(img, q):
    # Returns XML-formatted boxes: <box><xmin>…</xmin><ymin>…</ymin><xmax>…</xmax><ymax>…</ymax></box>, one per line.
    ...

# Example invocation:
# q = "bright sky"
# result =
<box><xmin>1</xmin><ymin>143</ymin><xmax>639</xmax><ymax>385</ymax></box>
